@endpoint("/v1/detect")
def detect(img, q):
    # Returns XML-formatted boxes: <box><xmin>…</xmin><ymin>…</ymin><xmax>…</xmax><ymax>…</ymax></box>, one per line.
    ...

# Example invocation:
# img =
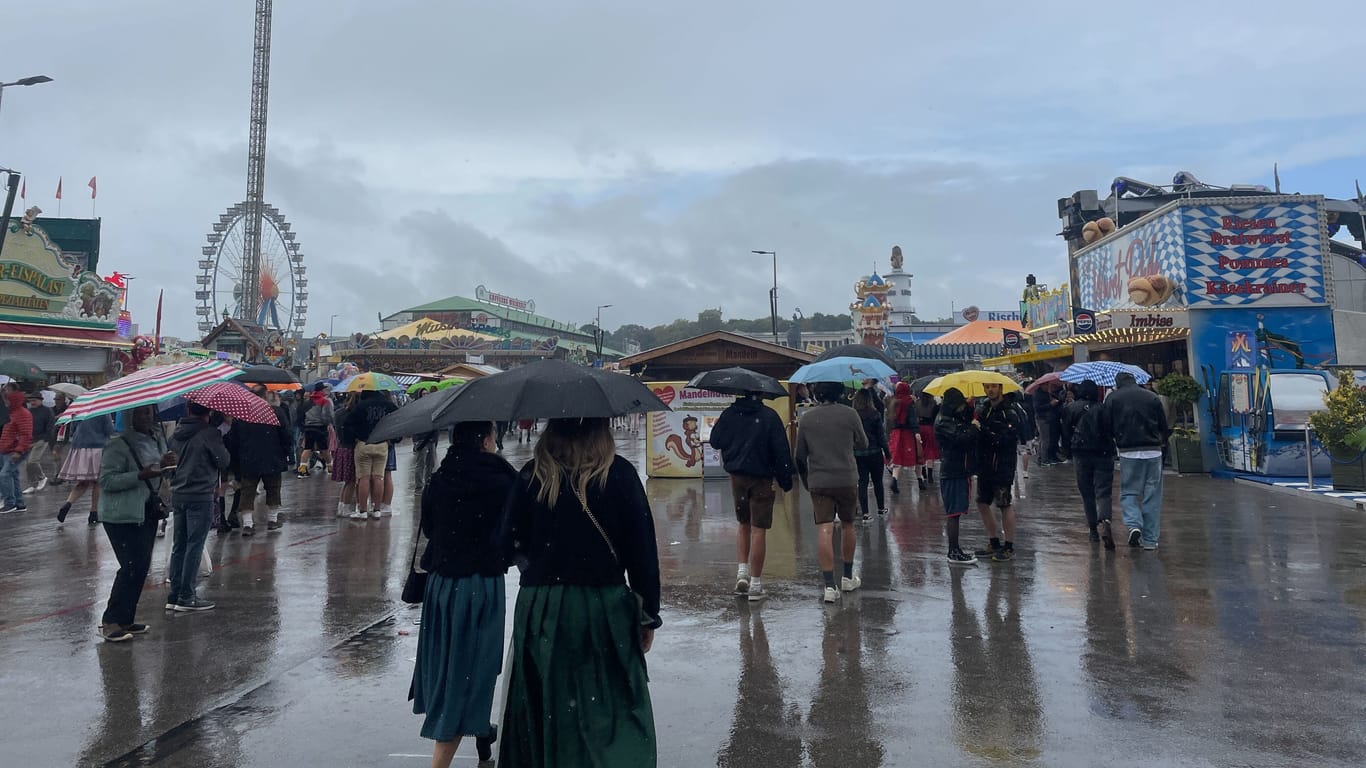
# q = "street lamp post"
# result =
<box><xmin>0</xmin><ymin>74</ymin><xmax>54</xmax><ymax>119</ymax></box>
<box><xmin>752</xmin><ymin>250</ymin><xmax>778</xmax><ymax>344</ymax></box>
<box><xmin>595</xmin><ymin>304</ymin><xmax>612</xmax><ymax>362</ymax></box>
<box><xmin>329</xmin><ymin>314</ymin><xmax>340</xmax><ymax>338</ymax></box>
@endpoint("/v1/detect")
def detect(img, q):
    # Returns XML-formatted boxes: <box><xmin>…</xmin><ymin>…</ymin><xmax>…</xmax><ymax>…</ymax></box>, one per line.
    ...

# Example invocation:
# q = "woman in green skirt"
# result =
<box><xmin>498</xmin><ymin>417</ymin><xmax>662</xmax><ymax>767</ymax></box>
<box><xmin>410</xmin><ymin>421</ymin><xmax>517</xmax><ymax>767</ymax></box>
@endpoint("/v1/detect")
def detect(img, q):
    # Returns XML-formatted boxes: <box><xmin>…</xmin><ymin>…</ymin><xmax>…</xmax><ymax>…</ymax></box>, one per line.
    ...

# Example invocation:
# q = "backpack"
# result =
<box><xmin>303</xmin><ymin>401</ymin><xmax>328</xmax><ymax>428</ymax></box>
<box><xmin>1013</xmin><ymin>402</ymin><xmax>1036</xmax><ymax>442</ymax></box>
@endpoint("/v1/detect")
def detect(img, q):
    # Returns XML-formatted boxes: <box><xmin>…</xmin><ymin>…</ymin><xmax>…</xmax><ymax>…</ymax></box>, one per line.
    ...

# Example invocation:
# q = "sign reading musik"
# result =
<box><xmin>475</xmin><ymin>284</ymin><xmax>537</xmax><ymax>314</ymax></box>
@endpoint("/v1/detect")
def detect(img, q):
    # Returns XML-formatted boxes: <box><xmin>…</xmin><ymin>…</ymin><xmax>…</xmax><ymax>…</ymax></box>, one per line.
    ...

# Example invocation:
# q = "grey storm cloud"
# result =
<box><xmin>3</xmin><ymin>0</ymin><xmax>1365</xmax><ymax>338</ymax></box>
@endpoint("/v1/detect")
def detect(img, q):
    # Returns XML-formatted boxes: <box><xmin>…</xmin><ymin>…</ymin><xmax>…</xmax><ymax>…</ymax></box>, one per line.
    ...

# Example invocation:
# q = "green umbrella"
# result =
<box><xmin>0</xmin><ymin>358</ymin><xmax>47</xmax><ymax>382</ymax></box>
<box><xmin>406</xmin><ymin>381</ymin><xmax>440</xmax><ymax>395</ymax></box>
<box><xmin>435</xmin><ymin>378</ymin><xmax>466</xmax><ymax>390</ymax></box>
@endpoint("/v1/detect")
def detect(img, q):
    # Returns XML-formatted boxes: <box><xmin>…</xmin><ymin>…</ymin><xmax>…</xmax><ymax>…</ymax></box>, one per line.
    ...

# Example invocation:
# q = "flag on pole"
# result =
<box><xmin>88</xmin><ymin>177</ymin><xmax>97</xmax><ymax>199</ymax></box>
<box><xmin>55</xmin><ymin>177</ymin><xmax>62</xmax><ymax>200</ymax></box>
<box><xmin>19</xmin><ymin>178</ymin><xmax>25</xmax><ymax>201</ymax></box>
<box><xmin>154</xmin><ymin>289</ymin><xmax>164</xmax><ymax>354</ymax></box>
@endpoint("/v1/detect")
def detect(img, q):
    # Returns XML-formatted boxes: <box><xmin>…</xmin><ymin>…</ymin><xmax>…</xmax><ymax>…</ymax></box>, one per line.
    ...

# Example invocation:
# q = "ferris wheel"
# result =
<box><xmin>195</xmin><ymin>201</ymin><xmax>308</xmax><ymax>337</ymax></box>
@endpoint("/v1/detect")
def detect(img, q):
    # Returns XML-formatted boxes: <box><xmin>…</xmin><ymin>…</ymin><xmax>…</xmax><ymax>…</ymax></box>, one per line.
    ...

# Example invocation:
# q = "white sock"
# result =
<box><xmin>750</xmin><ymin>576</ymin><xmax>762</xmax><ymax>591</ymax></box>
<box><xmin>737</xmin><ymin>563</ymin><xmax>749</xmax><ymax>578</ymax></box>
<box><xmin>267</xmin><ymin>507</ymin><xmax>280</xmax><ymax>523</ymax></box>
<box><xmin>242</xmin><ymin>512</ymin><xmax>253</xmax><ymax>528</ymax></box>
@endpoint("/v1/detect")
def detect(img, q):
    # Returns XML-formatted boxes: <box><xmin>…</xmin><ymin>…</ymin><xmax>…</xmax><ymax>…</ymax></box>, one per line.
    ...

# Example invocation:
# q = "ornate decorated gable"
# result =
<box><xmin>0</xmin><ymin>215</ymin><xmax>120</xmax><ymax>328</ymax></box>
<box><xmin>851</xmin><ymin>270</ymin><xmax>890</xmax><ymax>348</ymax></box>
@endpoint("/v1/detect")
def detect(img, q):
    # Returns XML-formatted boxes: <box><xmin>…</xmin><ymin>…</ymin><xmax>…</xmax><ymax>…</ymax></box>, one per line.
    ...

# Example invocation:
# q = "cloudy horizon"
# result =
<box><xmin>4</xmin><ymin>0</ymin><xmax>1364</xmax><ymax>341</ymax></box>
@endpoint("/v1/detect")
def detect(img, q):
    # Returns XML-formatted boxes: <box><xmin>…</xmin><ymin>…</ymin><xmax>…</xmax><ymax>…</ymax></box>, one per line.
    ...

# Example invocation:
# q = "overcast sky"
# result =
<box><xmin>5</xmin><ymin>1</ymin><xmax>1365</xmax><ymax>339</ymax></box>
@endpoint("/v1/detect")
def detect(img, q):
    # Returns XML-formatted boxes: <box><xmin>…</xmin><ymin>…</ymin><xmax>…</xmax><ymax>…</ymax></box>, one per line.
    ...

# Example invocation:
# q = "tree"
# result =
<box><xmin>613</xmin><ymin>323</ymin><xmax>656</xmax><ymax>351</ymax></box>
<box><xmin>697</xmin><ymin>308</ymin><xmax>724</xmax><ymax>333</ymax></box>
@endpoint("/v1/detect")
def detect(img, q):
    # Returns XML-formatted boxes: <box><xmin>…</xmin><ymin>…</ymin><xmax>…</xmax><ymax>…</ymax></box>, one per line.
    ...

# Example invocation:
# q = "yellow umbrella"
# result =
<box><xmin>922</xmin><ymin>370</ymin><xmax>1021</xmax><ymax>398</ymax></box>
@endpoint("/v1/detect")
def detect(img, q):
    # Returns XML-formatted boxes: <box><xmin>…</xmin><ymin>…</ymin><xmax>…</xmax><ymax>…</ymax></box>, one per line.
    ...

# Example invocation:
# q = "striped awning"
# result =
<box><xmin>391</xmin><ymin>374</ymin><xmax>422</xmax><ymax>387</ymax></box>
<box><xmin>57</xmin><ymin>360</ymin><xmax>245</xmax><ymax>424</ymax></box>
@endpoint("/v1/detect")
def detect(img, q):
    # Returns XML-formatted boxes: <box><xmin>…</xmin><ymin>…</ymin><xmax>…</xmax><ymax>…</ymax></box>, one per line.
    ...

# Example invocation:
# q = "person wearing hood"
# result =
<box><xmin>0</xmin><ymin>386</ymin><xmax>34</xmax><ymax>514</ymax></box>
<box><xmin>885</xmin><ymin>380</ymin><xmax>921</xmax><ymax>494</ymax></box>
<box><xmin>166</xmin><ymin>403</ymin><xmax>231</xmax><ymax>612</ymax></box>
<box><xmin>934</xmin><ymin>387</ymin><xmax>980</xmax><ymax>564</ymax></box>
<box><xmin>95</xmin><ymin>405</ymin><xmax>175</xmax><ymax>642</ymax></box>
<box><xmin>409</xmin><ymin>421</ymin><xmax>517</xmax><ymax>766</ymax></box>
<box><xmin>1061</xmin><ymin>379</ymin><xmax>1116</xmax><ymax>549</ymax></box>
<box><xmin>224</xmin><ymin>384</ymin><xmax>292</xmax><ymax>536</ymax></box>
<box><xmin>296</xmin><ymin>383</ymin><xmax>334</xmax><ymax>478</ymax></box>
<box><xmin>709</xmin><ymin>392</ymin><xmax>795</xmax><ymax>601</ymax></box>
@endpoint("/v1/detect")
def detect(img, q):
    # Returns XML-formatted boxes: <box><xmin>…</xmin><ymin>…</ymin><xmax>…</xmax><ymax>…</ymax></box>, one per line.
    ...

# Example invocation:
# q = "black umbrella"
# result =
<box><xmin>368</xmin><ymin>386</ymin><xmax>465</xmax><ymax>443</ymax></box>
<box><xmin>432</xmin><ymin>360</ymin><xmax>670</xmax><ymax>422</ymax></box>
<box><xmin>235</xmin><ymin>364</ymin><xmax>299</xmax><ymax>385</ymax></box>
<box><xmin>686</xmin><ymin>367</ymin><xmax>786</xmax><ymax>399</ymax></box>
<box><xmin>0</xmin><ymin>358</ymin><xmax>47</xmax><ymax>383</ymax></box>
<box><xmin>909</xmin><ymin>375</ymin><xmax>938</xmax><ymax>393</ymax></box>
<box><xmin>813</xmin><ymin>344</ymin><xmax>896</xmax><ymax>369</ymax></box>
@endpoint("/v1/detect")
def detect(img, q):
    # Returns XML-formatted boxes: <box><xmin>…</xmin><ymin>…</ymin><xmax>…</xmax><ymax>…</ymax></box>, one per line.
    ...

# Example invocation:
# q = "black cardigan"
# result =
<box><xmin>500</xmin><ymin>455</ymin><xmax>662</xmax><ymax>628</ymax></box>
<box><xmin>419</xmin><ymin>450</ymin><xmax>518</xmax><ymax>578</ymax></box>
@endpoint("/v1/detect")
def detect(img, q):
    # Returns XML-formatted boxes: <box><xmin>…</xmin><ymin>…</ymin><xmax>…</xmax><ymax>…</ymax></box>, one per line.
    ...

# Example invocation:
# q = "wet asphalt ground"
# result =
<box><xmin>2</xmin><ymin>431</ymin><xmax>1365</xmax><ymax>767</ymax></box>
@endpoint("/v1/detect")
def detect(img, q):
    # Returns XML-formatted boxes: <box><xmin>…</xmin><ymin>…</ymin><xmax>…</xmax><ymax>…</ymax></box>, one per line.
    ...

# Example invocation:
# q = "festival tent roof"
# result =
<box><xmin>374</xmin><ymin>319</ymin><xmax>499</xmax><ymax>342</ymax></box>
<box><xmin>921</xmin><ymin>319</ymin><xmax>1024</xmax><ymax>345</ymax></box>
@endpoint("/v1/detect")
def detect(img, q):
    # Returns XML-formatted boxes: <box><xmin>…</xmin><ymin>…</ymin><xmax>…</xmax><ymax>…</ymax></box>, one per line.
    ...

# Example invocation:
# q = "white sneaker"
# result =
<box><xmin>348</xmin><ymin>508</ymin><xmax>368</xmax><ymax>519</ymax></box>
<box><xmin>370</xmin><ymin>506</ymin><xmax>384</xmax><ymax>519</ymax></box>
<box><xmin>1021</xmin><ymin>470</ymin><xmax>1030</xmax><ymax>479</ymax></box>
<box><xmin>735</xmin><ymin>575</ymin><xmax>750</xmax><ymax>595</ymax></box>
<box><xmin>822</xmin><ymin>586</ymin><xmax>839</xmax><ymax>603</ymax></box>
<box><xmin>22</xmin><ymin>486</ymin><xmax>35</xmax><ymax>495</ymax></box>
<box><xmin>156</xmin><ymin>520</ymin><xmax>167</xmax><ymax>538</ymax></box>
<box><xmin>747</xmin><ymin>579</ymin><xmax>765</xmax><ymax>601</ymax></box>
<box><xmin>336</xmin><ymin>503</ymin><xmax>347</xmax><ymax>517</ymax></box>
<box><xmin>36</xmin><ymin>477</ymin><xmax>48</xmax><ymax>491</ymax></box>
<box><xmin>841</xmin><ymin>575</ymin><xmax>862</xmax><ymax>592</ymax></box>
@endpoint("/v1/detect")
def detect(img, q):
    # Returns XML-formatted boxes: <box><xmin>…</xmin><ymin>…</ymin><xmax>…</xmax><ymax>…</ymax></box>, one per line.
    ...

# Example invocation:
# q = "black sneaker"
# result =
<box><xmin>1101</xmin><ymin>521</ymin><xmax>1115</xmax><ymax>550</ymax></box>
<box><xmin>1128</xmin><ymin>529</ymin><xmax>1142</xmax><ymax>547</ymax></box>
<box><xmin>991</xmin><ymin>547</ymin><xmax>1015</xmax><ymax>562</ymax></box>
<box><xmin>88</xmin><ymin>511</ymin><xmax>99</xmax><ymax>526</ymax></box>
<box><xmin>861</xmin><ymin>510</ymin><xmax>872</xmax><ymax>522</ymax></box>
<box><xmin>476</xmin><ymin>725</ymin><xmax>498</xmax><ymax>762</ymax></box>
<box><xmin>1089</xmin><ymin>528</ymin><xmax>1100</xmax><ymax>543</ymax></box>
<box><xmin>56</xmin><ymin>502</ymin><xmax>72</xmax><ymax>523</ymax></box>
<box><xmin>99</xmin><ymin>625</ymin><xmax>133</xmax><ymax>643</ymax></box>
<box><xmin>173</xmin><ymin>598</ymin><xmax>215</xmax><ymax>612</ymax></box>
<box><xmin>947</xmin><ymin>548</ymin><xmax>978</xmax><ymax>566</ymax></box>
<box><xmin>120</xmin><ymin>623</ymin><xmax>150</xmax><ymax>634</ymax></box>
<box><xmin>890</xmin><ymin>477</ymin><xmax>900</xmax><ymax>495</ymax></box>
<box><xmin>974</xmin><ymin>543</ymin><xmax>1002</xmax><ymax>557</ymax></box>
<box><xmin>241</xmin><ymin>525</ymin><xmax>255</xmax><ymax>537</ymax></box>
<box><xmin>14</xmin><ymin>505</ymin><xmax>26</xmax><ymax>513</ymax></box>
<box><xmin>266</xmin><ymin>520</ymin><xmax>282</xmax><ymax>531</ymax></box>
<box><xmin>917</xmin><ymin>477</ymin><xmax>927</xmax><ymax>491</ymax></box>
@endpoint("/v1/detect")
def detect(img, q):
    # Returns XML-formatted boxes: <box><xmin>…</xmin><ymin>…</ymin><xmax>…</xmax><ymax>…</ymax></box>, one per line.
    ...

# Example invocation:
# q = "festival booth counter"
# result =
<box><xmin>1066</xmin><ymin>195</ymin><xmax>1366</xmax><ymax>477</ymax></box>
<box><xmin>643</xmin><ymin>381</ymin><xmax>791</xmax><ymax>479</ymax></box>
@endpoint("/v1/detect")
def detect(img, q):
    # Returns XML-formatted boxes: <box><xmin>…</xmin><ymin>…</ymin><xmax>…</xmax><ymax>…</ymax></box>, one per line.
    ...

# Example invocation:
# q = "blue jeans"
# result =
<box><xmin>168</xmin><ymin>500</ymin><xmax>213</xmax><ymax>604</ymax></box>
<box><xmin>0</xmin><ymin>452</ymin><xmax>27</xmax><ymax>508</ymax></box>
<box><xmin>1119</xmin><ymin>456</ymin><xmax>1163</xmax><ymax>545</ymax></box>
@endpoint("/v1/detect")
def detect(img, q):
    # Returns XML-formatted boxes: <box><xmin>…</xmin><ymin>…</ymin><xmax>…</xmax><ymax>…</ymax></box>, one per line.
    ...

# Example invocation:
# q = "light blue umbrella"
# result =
<box><xmin>789</xmin><ymin>356</ymin><xmax>896</xmax><ymax>384</ymax></box>
<box><xmin>1059</xmin><ymin>361</ymin><xmax>1151</xmax><ymax>387</ymax></box>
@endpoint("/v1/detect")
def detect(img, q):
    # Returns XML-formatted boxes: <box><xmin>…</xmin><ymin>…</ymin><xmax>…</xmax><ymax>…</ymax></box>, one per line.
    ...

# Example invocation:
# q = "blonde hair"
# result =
<box><xmin>532</xmin><ymin>418</ymin><xmax>616</xmax><ymax>508</ymax></box>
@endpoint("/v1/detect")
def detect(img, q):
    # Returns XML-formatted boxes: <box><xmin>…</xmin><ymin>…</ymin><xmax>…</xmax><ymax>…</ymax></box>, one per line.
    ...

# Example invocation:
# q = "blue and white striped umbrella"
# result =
<box><xmin>1059</xmin><ymin>361</ymin><xmax>1151</xmax><ymax>387</ymax></box>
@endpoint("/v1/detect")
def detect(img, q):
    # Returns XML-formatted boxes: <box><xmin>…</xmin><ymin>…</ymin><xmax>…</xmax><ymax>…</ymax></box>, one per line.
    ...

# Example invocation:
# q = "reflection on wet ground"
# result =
<box><xmin>2</xmin><ymin>432</ymin><xmax>1365</xmax><ymax>767</ymax></box>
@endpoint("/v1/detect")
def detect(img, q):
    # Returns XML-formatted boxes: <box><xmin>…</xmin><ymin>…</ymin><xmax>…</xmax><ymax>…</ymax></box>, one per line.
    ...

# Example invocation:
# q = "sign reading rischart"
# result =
<box><xmin>1183</xmin><ymin>201</ymin><xmax>1325</xmax><ymax>307</ymax></box>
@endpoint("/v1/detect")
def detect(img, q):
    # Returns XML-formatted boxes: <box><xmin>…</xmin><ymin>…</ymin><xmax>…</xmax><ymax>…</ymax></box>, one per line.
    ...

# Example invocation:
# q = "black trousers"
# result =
<box><xmin>102</xmin><ymin>519</ymin><xmax>158</xmax><ymax>626</ymax></box>
<box><xmin>856</xmin><ymin>453</ymin><xmax>886</xmax><ymax>515</ymax></box>
<box><xmin>1073</xmin><ymin>452</ymin><xmax>1115</xmax><ymax>529</ymax></box>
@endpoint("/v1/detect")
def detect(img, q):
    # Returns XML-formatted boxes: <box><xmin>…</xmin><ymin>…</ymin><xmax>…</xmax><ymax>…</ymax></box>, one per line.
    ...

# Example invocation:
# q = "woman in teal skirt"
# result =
<box><xmin>410</xmin><ymin>421</ymin><xmax>517</xmax><ymax>767</ymax></box>
<box><xmin>498</xmin><ymin>417</ymin><xmax>662</xmax><ymax>767</ymax></box>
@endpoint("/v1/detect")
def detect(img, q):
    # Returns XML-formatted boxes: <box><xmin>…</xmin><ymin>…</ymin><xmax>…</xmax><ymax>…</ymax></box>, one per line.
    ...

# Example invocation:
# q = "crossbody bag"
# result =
<box><xmin>121</xmin><ymin>435</ymin><xmax>169</xmax><ymax>523</ymax></box>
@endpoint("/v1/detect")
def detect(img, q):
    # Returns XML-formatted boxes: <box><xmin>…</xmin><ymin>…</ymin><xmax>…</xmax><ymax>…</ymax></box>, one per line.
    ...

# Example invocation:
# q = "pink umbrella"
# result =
<box><xmin>1024</xmin><ymin>371</ymin><xmax>1064</xmax><ymax>394</ymax></box>
<box><xmin>183</xmin><ymin>383</ymin><xmax>281</xmax><ymax>426</ymax></box>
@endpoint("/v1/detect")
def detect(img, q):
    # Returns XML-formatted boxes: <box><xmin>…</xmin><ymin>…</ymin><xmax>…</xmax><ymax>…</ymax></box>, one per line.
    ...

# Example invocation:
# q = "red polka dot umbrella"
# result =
<box><xmin>183</xmin><ymin>382</ymin><xmax>281</xmax><ymax>425</ymax></box>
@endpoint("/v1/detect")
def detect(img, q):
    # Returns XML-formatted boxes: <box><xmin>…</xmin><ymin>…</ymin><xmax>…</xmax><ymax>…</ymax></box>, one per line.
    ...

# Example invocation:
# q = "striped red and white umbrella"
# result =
<box><xmin>56</xmin><ymin>360</ymin><xmax>244</xmax><ymax>424</ymax></box>
<box><xmin>183</xmin><ymin>382</ymin><xmax>281</xmax><ymax>425</ymax></box>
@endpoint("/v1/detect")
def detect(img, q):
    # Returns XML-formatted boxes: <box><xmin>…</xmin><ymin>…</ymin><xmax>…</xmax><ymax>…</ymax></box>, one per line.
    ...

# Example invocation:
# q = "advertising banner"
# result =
<box><xmin>1074</xmin><ymin>206</ymin><xmax>1187</xmax><ymax>312</ymax></box>
<box><xmin>0</xmin><ymin>218</ymin><xmax>119</xmax><ymax>328</ymax></box>
<box><xmin>1182</xmin><ymin>200</ymin><xmax>1326</xmax><ymax>307</ymax></box>
<box><xmin>645</xmin><ymin>382</ymin><xmax>789</xmax><ymax>478</ymax></box>
<box><xmin>1024</xmin><ymin>286</ymin><xmax>1071</xmax><ymax>329</ymax></box>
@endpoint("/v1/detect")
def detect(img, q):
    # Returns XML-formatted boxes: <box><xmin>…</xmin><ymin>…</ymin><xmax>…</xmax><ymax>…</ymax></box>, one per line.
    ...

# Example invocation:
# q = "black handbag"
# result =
<box><xmin>121</xmin><ymin>436</ymin><xmax>169</xmax><ymax>523</ymax></box>
<box><xmin>401</xmin><ymin>527</ymin><xmax>428</xmax><ymax>604</ymax></box>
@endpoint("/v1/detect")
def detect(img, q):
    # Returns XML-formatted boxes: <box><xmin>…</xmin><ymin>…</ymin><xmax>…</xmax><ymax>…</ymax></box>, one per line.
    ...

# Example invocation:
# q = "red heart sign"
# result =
<box><xmin>652</xmin><ymin>386</ymin><xmax>675</xmax><ymax>405</ymax></box>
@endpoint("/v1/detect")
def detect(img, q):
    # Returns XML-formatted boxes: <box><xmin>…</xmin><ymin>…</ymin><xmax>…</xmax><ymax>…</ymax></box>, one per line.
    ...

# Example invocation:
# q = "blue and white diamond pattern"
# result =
<box><xmin>1183</xmin><ymin>202</ymin><xmax>1324</xmax><ymax>307</ymax></box>
<box><xmin>1075</xmin><ymin>208</ymin><xmax>1186</xmax><ymax>311</ymax></box>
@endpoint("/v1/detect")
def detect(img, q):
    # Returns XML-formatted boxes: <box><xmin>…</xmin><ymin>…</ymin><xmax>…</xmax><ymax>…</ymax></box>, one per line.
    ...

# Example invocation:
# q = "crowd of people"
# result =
<box><xmin>709</xmin><ymin>371</ymin><xmax>1172</xmax><ymax>603</ymax></box>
